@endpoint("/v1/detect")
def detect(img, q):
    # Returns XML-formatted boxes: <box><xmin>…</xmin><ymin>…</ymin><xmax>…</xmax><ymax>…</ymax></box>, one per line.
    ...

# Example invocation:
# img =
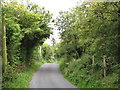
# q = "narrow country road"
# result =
<box><xmin>30</xmin><ymin>62</ymin><xmax>78</xmax><ymax>88</ymax></box>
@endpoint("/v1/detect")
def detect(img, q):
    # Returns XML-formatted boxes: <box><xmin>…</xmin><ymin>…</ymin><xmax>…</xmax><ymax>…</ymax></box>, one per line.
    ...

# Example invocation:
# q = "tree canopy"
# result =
<box><xmin>55</xmin><ymin>1</ymin><xmax>119</xmax><ymax>88</ymax></box>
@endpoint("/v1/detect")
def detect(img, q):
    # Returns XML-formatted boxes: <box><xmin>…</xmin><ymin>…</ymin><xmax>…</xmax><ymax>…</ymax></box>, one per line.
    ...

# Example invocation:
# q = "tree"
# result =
<box><xmin>55</xmin><ymin>2</ymin><xmax>119</xmax><ymax>87</ymax></box>
<box><xmin>2</xmin><ymin>1</ymin><xmax>52</xmax><ymax>66</ymax></box>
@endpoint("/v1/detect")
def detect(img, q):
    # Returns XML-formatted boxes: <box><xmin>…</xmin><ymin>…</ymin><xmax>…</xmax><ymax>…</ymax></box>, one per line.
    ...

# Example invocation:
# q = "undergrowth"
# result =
<box><xmin>3</xmin><ymin>60</ymin><xmax>45</xmax><ymax>88</ymax></box>
<box><xmin>59</xmin><ymin>55</ymin><xmax>119</xmax><ymax>88</ymax></box>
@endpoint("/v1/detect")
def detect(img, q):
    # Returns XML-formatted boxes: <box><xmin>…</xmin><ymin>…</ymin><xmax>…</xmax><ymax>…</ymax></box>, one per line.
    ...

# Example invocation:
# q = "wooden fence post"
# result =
<box><xmin>103</xmin><ymin>55</ymin><xmax>106</xmax><ymax>77</ymax></box>
<box><xmin>92</xmin><ymin>55</ymin><xmax>95</xmax><ymax>73</ymax></box>
<box><xmin>2</xmin><ymin>13</ymin><xmax>8</xmax><ymax>73</ymax></box>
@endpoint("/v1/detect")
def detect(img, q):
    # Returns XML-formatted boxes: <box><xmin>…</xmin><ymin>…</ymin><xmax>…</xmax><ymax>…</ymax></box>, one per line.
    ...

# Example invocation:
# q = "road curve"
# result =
<box><xmin>30</xmin><ymin>62</ymin><xmax>78</xmax><ymax>88</ymax></box>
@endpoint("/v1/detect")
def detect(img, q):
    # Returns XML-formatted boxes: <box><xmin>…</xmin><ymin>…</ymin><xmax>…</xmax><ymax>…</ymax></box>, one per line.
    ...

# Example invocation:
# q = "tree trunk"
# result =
<box><xmin>40</xmin><ymin>46</ymin><xmax>42</xmax><ymax>57</ymax></box>
<box><xmin>2</xmin><ymin>13</ymin><xmax>8</xmax><ymax>73</ymax></box>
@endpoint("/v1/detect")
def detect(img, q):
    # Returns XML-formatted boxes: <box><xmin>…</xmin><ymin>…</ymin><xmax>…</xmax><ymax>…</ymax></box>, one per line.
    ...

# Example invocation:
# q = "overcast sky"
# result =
<box><xmin>29</xmin><ymin>0</ymin><xmax>82</xmax><ymax>46</ymax></box>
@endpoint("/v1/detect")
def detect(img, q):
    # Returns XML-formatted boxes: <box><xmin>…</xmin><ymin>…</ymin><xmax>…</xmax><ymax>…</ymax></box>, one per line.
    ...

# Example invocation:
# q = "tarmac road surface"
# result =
<box><xmin>30</xmin><ymin>62</ymin><xmax>78</xmax><ymax>88</ymax></box>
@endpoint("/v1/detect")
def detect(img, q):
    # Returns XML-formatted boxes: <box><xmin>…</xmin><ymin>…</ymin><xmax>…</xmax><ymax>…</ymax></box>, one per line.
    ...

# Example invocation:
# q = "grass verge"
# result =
<box><xmin>3</xmin><ymin>60</ymin><xmax>45</xmax><ymax>88</ymax></box>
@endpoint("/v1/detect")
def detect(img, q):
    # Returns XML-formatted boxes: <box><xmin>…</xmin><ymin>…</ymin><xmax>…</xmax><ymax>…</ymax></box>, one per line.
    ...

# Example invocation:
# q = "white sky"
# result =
<box><xmin>29</xmin><ymin>0</ymin><xmax>82</xmax><ymax>46</ymax></box>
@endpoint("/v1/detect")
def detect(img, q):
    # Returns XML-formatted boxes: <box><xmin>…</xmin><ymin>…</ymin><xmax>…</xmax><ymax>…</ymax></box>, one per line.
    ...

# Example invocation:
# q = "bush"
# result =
<box><xmin>2</xmin><ymin>65</ymin><xmax>18</xmax><ymax>88</ymax></box>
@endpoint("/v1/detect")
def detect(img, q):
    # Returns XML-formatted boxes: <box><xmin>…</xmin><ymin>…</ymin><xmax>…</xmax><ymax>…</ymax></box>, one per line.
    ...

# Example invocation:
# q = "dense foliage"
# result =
<box><xmin>56</xmin><ymin>1</ymin><xmax>119</xmax><ymax>88</ymax></box>
<box><xmin>1</xmin><ymin>0</ymin><xmax>119</xmax><ymax>88</ymax></box>
<box><xmin>42</xmin><ymin>43</ymin><xmax>52</xmax><ymax>60</ymax></box>
<box><xmin>2</xmin><ymin>1</ymin><xmax>52</xmax><ymax>88</ymax></box>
